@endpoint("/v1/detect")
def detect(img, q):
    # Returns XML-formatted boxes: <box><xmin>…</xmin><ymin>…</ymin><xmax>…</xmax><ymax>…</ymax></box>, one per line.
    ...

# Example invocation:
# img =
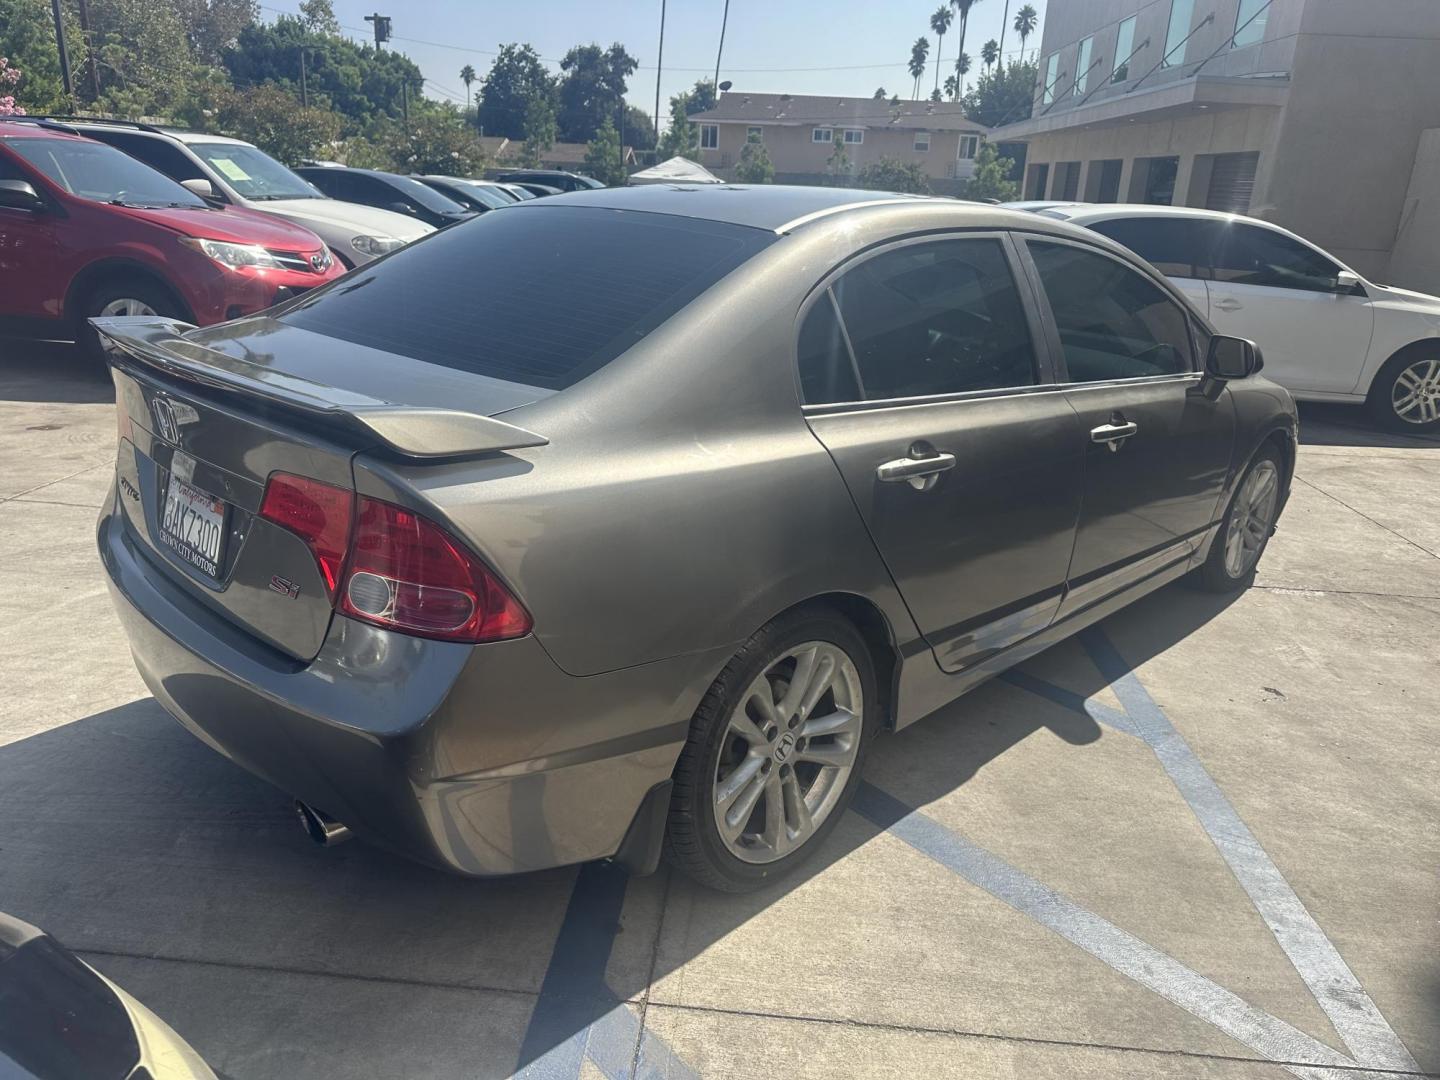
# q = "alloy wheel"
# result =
<box><xmin>1224</xmin><ymin>460</ymin><xmax>1280</xmax><ymax>577</ymax></box>
<box><xmin>712</xmin><ymin>641</ymin><xmax>863</xmax><ymax>864</ymax></box>
<box><xmin>1391</xmin><ymin>357</ymin><xmax>1440</xmax><ymax>425</ymax></box>
<box><xmin>98</xmin><ymin>298</ymin><xmax>159</xmax><ymax>318</ymax></box>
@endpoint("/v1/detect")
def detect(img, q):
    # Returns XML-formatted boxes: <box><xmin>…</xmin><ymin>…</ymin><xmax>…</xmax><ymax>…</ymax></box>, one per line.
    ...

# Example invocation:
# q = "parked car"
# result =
<box><xmin>44</xmin><ymin>117</ymin><xmax>433</xmax><ymax>268</ymax></box>
<box><xmin>508</xmin><ymin>181</ymin><xmax>564</xmax><ymax>199</ymax></box>
<box><xmin>94</xmin><ymin>186</ymin><xmax>1294</xmax><ymax>892</ymax></box>
<box><xmin>294</xmin><ymin>166</ymin><xmax>475</xmax><ymax>229</ymax></box>
<box><xmin>0</xmin><ymin>120</ymin><xmax>344</xmax><ymax>357</ymax></box>
<box><xmin>495</xmin><ymin>168</ymin><xmax>605</xmax><ymax>192</ymax></box>
<box><xmin>1034</xmin><ymin>204</ymin><xmax>1440</xmax><ymax>432</ymax></box>
<box><xmin>413</xmin><ymin>175</ymin><xmax>515</xmax><ymax>212</ymax></box>
<box><xmin>0</xmin><ymin>910</ymin><xmax>217</xmax><ymax>1079</ymax></box>
<box><xmin>495</xmin><ymin>182</ymin><xmax>538</xmax><ymax>201</ymax></box>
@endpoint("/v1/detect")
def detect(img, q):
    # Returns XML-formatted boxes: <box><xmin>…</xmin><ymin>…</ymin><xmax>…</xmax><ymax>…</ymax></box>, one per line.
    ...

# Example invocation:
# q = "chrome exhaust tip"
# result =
<box><xmin>294</xmin><ymin>800</ymin><xmax>352</xmax><ymax>846</ymax></box>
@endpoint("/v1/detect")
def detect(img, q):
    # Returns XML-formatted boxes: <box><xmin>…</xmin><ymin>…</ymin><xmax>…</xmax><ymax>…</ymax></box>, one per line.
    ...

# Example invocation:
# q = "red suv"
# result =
<box><xmin>0</xmin><ymin>120</ymin><xmax>344</xmax><ymax>356</ymax></box>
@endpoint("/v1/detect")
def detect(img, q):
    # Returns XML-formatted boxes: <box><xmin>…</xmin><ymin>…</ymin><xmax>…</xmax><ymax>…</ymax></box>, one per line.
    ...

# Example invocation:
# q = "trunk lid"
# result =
<box><xmin>96</xmin><ymin>316</ymin><xmax>548</xmax><ymax>662</ymax></box>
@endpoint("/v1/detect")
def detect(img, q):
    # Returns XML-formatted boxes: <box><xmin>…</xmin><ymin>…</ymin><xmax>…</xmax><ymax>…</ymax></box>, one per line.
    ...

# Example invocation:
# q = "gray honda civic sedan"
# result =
<box><xmin>95</xmin><ymin>185</ymin><xmax>1295</xmax><ymax>891</ymax></box>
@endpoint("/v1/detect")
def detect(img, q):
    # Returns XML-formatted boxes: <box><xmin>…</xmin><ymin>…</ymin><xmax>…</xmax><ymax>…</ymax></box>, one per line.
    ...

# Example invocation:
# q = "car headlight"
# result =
<box><xmin>351</xmin><ymin>235</ymin><xmax>406</xmax><ymax>257</ymax></box>
<box><xmin>179</xmin><ymin>237</ymin><xmax>284</xmax><ymax>269</ymax></box>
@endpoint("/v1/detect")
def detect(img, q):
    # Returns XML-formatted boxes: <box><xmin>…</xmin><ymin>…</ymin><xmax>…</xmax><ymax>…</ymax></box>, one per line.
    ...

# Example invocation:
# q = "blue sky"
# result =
<box><xmin>258</xmin><ymin>0</ymin><xmax>1048</xmax><ymax>129</ymax></box>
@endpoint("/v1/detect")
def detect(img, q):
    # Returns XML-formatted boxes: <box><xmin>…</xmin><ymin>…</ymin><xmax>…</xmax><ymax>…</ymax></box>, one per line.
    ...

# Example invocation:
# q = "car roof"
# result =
<box><xmin>17</xmin><ymin>118</ymin><xmax>253</xmax><ymax>147</ymax></box>
<box><xmin>1044</xmin><ymin>203</ymin><xmax>1264</xmax><ymax>224</ymax></box>
<box><xmin>298</xmin><ymin>166</ymin><xmax>402</xmax><ymax>182</ymax></box>
<box><xmin>528</xmin><ymin>184</ymin><xmax>941</xmax><ymax>232</ymax></box>
<box><xmin>0</xmin><ymin>120</ymin><xmax>91</xmax><ymax>141</ymax></box>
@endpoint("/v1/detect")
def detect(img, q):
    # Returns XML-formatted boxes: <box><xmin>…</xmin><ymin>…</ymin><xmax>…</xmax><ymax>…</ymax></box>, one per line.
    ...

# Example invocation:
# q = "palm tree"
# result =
<box><xmin>459</xmin><ymin>64</ymin><xmax>477</xmax><ymax>112</ymax></box>
<box><xmin>981</xmin><ymin>39</ymin><xmax>999</xmax><ymax>72</ymax></box>
<box><xmin>873</xmin><ymin>86</ymin><xmax>887</xmax><ymax>100</ymax></box>
<box><xmin>1014</xmin><ymin>4</ymin><xmax>1038</xmax><ymax>61</ymax></box>
<box><xmin>950</xmin><ymin>0</ymin><xmax>979</xmax><ymax>88</ymax></box>
<box><xmin>908</xmin><ymin>37</ymin><xmax>930</xmax><ymax>100</ymax></box>
<box><xmin>929</xmin><ymin>6</ymin><xmax>953</xmax><ymax>94</ymax></box>
<box><xmin>954</xmin><ymin>51</ymin><xmax>971</xmax><ymax>98</ymax></box>
<box><xmin>943</xmin><ymin>73</ymin><xmax>958</xmax><ymax>100</ymax></box>
<box><xmin>996</xmin><ymin>0</ymin><xmax>1011</xmax><ymax>70</ymax></box>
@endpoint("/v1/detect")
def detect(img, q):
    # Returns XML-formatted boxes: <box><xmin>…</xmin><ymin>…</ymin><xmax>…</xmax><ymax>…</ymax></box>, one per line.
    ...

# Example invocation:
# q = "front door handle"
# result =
<box><xmin>1214</xmin><ymin>297</ymin><xmax>1243</xmax><ymax>312</ymax></box>
<box><xmin>1090</xmin><ymin>421</ymin><xmax>1138</xmax><ymax>452</ymax></box>
<box><xmin>877</xmin><ymin>451</ymin><xmax>957</xmax><ymax>490</ymax></box>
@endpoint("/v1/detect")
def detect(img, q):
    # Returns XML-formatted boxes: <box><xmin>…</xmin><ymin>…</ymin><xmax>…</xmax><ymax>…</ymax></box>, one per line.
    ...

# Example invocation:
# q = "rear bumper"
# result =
<box><xmin>98</xmin><ymin>494</ymin><xmax>723</xmax><ymax>876</ymax></box>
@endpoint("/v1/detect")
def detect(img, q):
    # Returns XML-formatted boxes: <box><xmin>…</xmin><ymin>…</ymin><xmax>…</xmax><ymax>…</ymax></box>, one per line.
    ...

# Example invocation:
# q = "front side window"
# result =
<box><xmin>1113</xmin><ymin>16</ymin><xmax>1138</xmax><ymax>82</ymax></box>
<box><xmin>1163</xmin><ymin>0</ymin><xmax>1197</xmax><ymax>67</ymax></box>
<box><xmin>958</xmin><ymin>135</ymin><xmax>979</xmax><ymax>159</ymax></box>
<box><xmin>190</xmin><ymin>142</ymin><xmax>324</xmax><ymax>200</ymax></box>
<box><xmin>1028</xmin><ymin>241</ymin><xmax>1193</xmax><ymax>383</ymax></box>
<box><xmin>843</xmin><ymin>129</ymin><xmax>864</xmax><ymax>144</ymax></box>
<box><xmin>95</xmin><ymin>133</ymin><xmax>207</xmax><ymax>185</ymax></box>
<box><xmin>812</xmin><ymin>127</ymin><xmax>833</xmax><ymax>143</ymax></box>
<box><xmin>1074</xmin><ymin>36</ymin><xmax>1095</xmax><ymax>96</ymax></box>
<box><xmin>1211</xmin><ymin>223</ymin><xmax>1343</xmax><ymax>293</ymax></box>
<box><xmin>1086</xmin><ymin>216</ymin><xmax>1217</xmax><ymax>279</ymax></box>
<box><xmin>1042</xmin><ymin>53</ymin><xmax>1060</xmax><ymax>104</ymax></box>
<box><xmin>701</xmin><ymin>124</ymin><xmax>719</xmax><ymax>149</ymax></box>
<box><xmin>913</xmin><ymin>132</ymin><xmax>931</xmax><ymax>152</ymax></box>
<box><xmin>810</xmin><ymin>237</ymin><xmax>1038</xmax><ymax>404</ymax></box>
<box><xmin>5</xmin><ymin>136</ymin><xmax>207</xmax><ymax>209</ymax></box>
<box><xmin>1234</xmin><ymin>0</ymin><xmax>1270</xmax><ymax>47</ymax></box>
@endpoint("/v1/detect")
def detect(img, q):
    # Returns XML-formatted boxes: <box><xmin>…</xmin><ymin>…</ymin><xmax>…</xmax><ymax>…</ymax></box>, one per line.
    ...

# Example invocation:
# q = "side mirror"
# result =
<box><xmin>1333</xmin><ymin>269</ymin><xmax>1362</xmax><ymax>294</ymax></box>
<box><xmin>180</xmin><ymin>177</ymin><xmax>217</xmax><ymax>200</ymax></box>
<box><xmin>1206</xmin><ymin>335</ymin><xmax>1264</xmax><ymax>380</ymax></box>
<box><xmin>0</xmin><ymin>179</ymin><xmax>45</xmax><ymax>212</ymax></box>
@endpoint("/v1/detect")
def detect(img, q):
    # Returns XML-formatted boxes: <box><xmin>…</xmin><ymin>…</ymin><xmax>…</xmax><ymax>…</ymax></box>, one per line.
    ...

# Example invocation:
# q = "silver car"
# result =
<box><xmin>95</xmin><ymin>186</ymin><xmax>1296</xmax><ymax>891</ymax></box>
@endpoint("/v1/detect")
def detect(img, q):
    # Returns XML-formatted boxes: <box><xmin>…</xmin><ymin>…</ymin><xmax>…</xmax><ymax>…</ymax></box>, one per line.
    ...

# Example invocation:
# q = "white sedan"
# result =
<box><xmin>1032</xmin><ymin>204</ymin><xmax>1440</xmax><ymax>432</ymax></box>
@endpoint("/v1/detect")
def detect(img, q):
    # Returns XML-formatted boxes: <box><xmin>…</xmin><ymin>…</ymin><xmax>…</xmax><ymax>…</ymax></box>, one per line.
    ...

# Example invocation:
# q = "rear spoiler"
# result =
<box><xmin>91</xmin><ymin>317</ymin><xmax>548</xmax><ymax>459</ymax></box>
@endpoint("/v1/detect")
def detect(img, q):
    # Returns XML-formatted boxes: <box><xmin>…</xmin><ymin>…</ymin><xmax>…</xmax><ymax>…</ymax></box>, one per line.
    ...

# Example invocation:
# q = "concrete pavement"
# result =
<box><xmin>0</xmin><ymin>343</ymin><xmax>1435</xmax><ymax>1079</ymax></box>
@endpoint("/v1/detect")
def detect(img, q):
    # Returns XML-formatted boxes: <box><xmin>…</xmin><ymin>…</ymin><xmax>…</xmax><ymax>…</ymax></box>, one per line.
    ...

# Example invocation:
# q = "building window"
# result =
<box><xmin>700</xmin><ymin>124</ymin><xmax>718</xmax><ymax>149</ymax></box>
<box><xmin>812</xmin><ymin>127</ymin><xmax>833</xmax><ymax>143</ymax></box>
<box><xmin>1233</xmin><ymin>0</ymin><xmax>1270</xmax><ymax>48</ymax></box>
<box><xmin>1162</xmin><ymin>0</ymin><xmax>1196</xmax><ymax>67</ymax></box>
<box><xmin>1074</xmin><ymin>36</ymin><xmax>1094</xmax><ymax>96</ymax></box>
<box><xmin>843</xmin><ymin>128</ymin><xmax>864</xmax><ymax>144</ymax></box>
<box><xmin>958</xmin><ymin>135</ymin><xmax>979</xmax><ymax>160</ymax></box>
<box><xmin>1041</xmin><ymin>53</ymin><xmax>1060</xmax><ymax>104</ymax></box>
<box><xmin>746</xmin><ymin>126</ymin><xmax>763</xmax><ymax>142</ymax></box>
<box><xmin>913</xmin><ymin>131</ymin><xmax>931</xmax><ymax>152</ymax></box>
<box><xmin>1112</xmin><ymin>16</ymin><xmax>1138</xmax><ymax>82</ymax></box>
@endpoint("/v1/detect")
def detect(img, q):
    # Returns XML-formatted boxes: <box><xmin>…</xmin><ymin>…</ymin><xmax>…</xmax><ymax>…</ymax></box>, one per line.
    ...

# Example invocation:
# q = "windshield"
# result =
<box><xmin>7</xmin><ymin>137</ymin><xmax>207</xmax><ymax>208</ymax></box>
<box><xmin>189</xmin><ymin>142</ymin><xmax>323</xmax><ymax>201</ymax></box>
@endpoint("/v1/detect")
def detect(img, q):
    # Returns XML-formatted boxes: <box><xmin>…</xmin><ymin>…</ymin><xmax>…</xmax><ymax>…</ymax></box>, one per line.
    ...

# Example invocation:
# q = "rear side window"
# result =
<box><xmin>1028</xmin><ymin>241</ymin><xmax>1193</xmax><ymax>382</ymax></box>
<box><xmin>818</xmin><ymin>237</ymin><xmax>1037</xmax><ymax>403</ymax></box>
<box><xmin>280</xmin><ymin>207</ymin><xmax>772</xmax><ymax>390</ymax></box>
<box><xmin>1086</xmin><ymin>216</ymin><xmax>1213</xmax><ymax>278</ymax></box>
<box><xmin>1211</xmin><ymin>223</ymin><xmax>1341</xmax><ymax>293</ymax></box>
<box><xmin>797</xmin><ymin>295</ymin><xmax>861</xmax><ymax>404</ymax></box>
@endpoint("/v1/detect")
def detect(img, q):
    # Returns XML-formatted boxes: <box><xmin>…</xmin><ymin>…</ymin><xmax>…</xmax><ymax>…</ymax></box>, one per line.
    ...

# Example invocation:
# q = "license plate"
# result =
<box><xmin>159</xmin><ymin>475</ymin><xmax>228</xmax><ymax>579</ymax></box>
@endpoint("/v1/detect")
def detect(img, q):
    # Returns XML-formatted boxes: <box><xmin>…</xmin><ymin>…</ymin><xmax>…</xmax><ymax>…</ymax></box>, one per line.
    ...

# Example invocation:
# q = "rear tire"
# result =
<box><xmin>664</xmin><ymin>610</ymin><xmax>877</xmax><ymax>892</ymax></box>
<box><xmin>1193</xmin><ymin>447</ymin><xmax>1283</xmax><ymax>593</ymax></box>
<box><xmin>77</xmin><ymin>277</ymin><xmax>186</xmax><ymax>363</ymax></box>
<box><xmin>1367</xmin><ymin>348</ymin><xmax>1440</xmax><ymax>433</ymax></box>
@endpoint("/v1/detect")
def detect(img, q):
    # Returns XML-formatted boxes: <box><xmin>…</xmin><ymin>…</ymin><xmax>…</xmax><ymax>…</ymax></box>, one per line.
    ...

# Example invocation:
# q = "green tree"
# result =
<box><xmin>855</xmin><ymin>156</ymin><xmax>930</xmax><ymax>194</ymax></box>
<box><xmin>908</xmin><ymin>37</ymin><xmax>929</xmax><ymax>99</ymax></box>
<box><xmin>943</xmin><ymin>73</ymin><xmax>958</xmax><ymax>100</ymax></box>
<box><xmin>477</xmin><ymin>43</ymin><xmax>554</xmax><ymax>139</ymax></box>
<box><xmin>623</xmin><ymin>104</ymin><xmax>656</xmax><ymax>150</ymax></box>
<box><xmin>683</xmin><ymin>78</ymin><xmax>716</xmax><ymax>115</ymax></box>
<box><xmin>212</xmin><ymin>81</ymin><xmax>341</xmax><ymax>164</ymax></box>
<box><xmin>733</xmin><ymin>132</ymin><xmax>773</xmax><ymax>183</ymax></box>
<box><xmin>583</xmin><ymin>116</ymin><xmax>625</xmax><ymax>185</ymax></box>
<box><xmin>295</xmin><ymin>0</ymin><xmax>337</xmax><ymax>35</ymax></box>
<box><xmin>175</xmin><ymin>0</ymin><xmax>259</xmax><ymax>65</ymax></box>
<box><xmin>520</xmin><ymin>91</ymin><xmax>556</xmax><ymax>166</ymax></box>
<box><xmin>963</xmin><ymin>140</ymin><xmax>1017</xmax><ymax>200</ymax></box>
<box><xmin>951</xmin><ymin>0</ymin><xmax>980</xmax><ymax>83</ymax></box>
<box><xmin>0</xmin><ymin>0</ymin><xmax>78</xmax><ymax>112</ymax></box>
<box><xmin>556</xmin><ymin>42</ymin><xmax>636</xmax><ymax>143</ymax></box>
<box><xmin>459</xmin><ymin>63</ymin><xmax>477</xmax><ymax>111</ymax></box>
<box><xmin>962</xmin><ymin>58</ymin><xmax>1037</xmax><ymax>126</ymax></box>
<box><xmin>981</xmin><ymin>38</ymin><xmax>999</xmax><ymax>71</ymax></box>
<box><xmin>87</xmin><ymin>0</ymin><xmax>198</xmax><ymax>115</ymax></box>
<box><xmin>872</xmin><ymin>86</ymin><xmax>886</xmax><ymax>100</ymax></box>
<box><xmin>825</xmin><ymin>136</ymin><xmax>852</xmax><ymax>185</ymax></box>
<box><xmin>656</xmin><ymin>90</ymin><xmax>698</xmax><ymax>159</ymax></box>
<box><xmin>1013</xmin><ymin>4</ymin><xmax>1038</xmax><ymax>60</ymax></box>
<box><xmin>929</xmin><ymin>6</ymin><xmax>952</xmax><ymax>94</ymax></box>
<box><xmin>388</xmin><ymin>105</ymin><xmax>488</xmax><ymax>174</ymax></box>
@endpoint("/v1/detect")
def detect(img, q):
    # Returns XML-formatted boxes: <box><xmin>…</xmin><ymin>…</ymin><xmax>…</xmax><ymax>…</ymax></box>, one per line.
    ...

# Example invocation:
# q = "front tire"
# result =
<box><xmin>664</xmin><ymin>610</ymin><xmax>877</xmax><ymax>892</ymax></box>
<box><xmin>77</xmin><ymin>277</ymin><xmax>186</xmax><ymax>363</ymax></box>
<box><xmin>1194</xmin><ymin>447</ymin><xmax>1283</xmax><ymax>593</ymax></box>
<box><xmin>1367</xmin><ymin>349</ymin><xmax>1440</xmax><ymax>433</ymax></box>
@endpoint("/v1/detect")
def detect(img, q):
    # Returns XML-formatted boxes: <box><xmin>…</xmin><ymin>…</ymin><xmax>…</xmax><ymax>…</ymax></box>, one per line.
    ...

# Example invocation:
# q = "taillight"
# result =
<box><xmin>258</xmin><ymin>473</ymin><xmax>353</xmax><ymax>597</ymax></box>
<box><xmin>339</xmin><ymin>496</ymin><xmax>531</xmax><ymax>643</ymax></box>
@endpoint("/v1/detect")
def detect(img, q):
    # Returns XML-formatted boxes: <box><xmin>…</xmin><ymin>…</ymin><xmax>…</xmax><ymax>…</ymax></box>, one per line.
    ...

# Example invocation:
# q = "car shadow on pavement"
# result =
<box><xmin>1297</xmin><ymin>402</ymin><xmax>1439</xmax><ymax>449</ymax></box>
<box><xmin>0</xmin><ymin>341</ymin><xmax>115</xmax><ymax>404</ymax></box>
<box><xmin>0</xmin><ymin>582</ymin><xmax>1245</xmax><ymax>1078</ymax></box>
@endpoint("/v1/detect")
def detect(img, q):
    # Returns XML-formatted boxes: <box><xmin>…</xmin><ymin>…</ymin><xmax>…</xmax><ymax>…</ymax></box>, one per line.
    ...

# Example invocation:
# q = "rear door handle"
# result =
<box><xmin>1090</xmin><ymin>421</ymin><xmax>1138</xmax><ymax>452</ymax></box>
<box><xmin>1214</xmin><ymin>297</ymin><xmax>1243</xmax><ymax>312</ymax></box>
<box><xmin>877</xmin><ymin>452</ymin><xmax>957</xmax><ymax>490</ymax></box>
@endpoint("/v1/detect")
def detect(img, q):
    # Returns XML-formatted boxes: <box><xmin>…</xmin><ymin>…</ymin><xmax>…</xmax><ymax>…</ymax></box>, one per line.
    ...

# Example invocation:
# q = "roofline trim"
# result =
<box><xmin>773</xmin><ymin>197</ymin><xmax>932</xmax><ymax>235</ymax></box>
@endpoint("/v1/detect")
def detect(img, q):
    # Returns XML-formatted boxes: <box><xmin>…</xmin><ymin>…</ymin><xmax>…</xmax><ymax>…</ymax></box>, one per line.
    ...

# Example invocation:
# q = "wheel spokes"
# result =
<box><xmin>800</xmin><ymin>707</ymin><xmax>859</xmax><ymax>741</ymax></box>
<box><xmin>715</xmin><ymin>754</ymin><xmax>765</xmax><ymax>814</ymax></box>
<box><xmin>719</xmin><ymin>765</ymin><xmax>768</xmax><ymax>843</ymax></box>
<box><xmin>759</xmin><ymin>772</ymin><xmax>789</xmax><ymax>856</ymax></box>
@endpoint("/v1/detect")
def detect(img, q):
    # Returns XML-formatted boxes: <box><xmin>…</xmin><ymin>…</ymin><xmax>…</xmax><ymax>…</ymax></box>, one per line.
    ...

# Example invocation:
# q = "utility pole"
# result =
<box><xmin>49</xmin><ymin>0</ymin><xmax>73</xmax><ymax>98</ymax></box>
<box><xmin>654</xmin><ymin>0</ymin><xmax>666</xmax><ymax>144</ymax></box>
<box><xmin>713</xmin><ymin>0</ymin><xmax>730</xmax><ymax>90</ymax></box>
<box><xmin>299</xmin><ymin>48</ymin><xmax>308</xmax><ymax>109</ymax></box>
<box><xmin>363</xmin><ymin>13</ymin><xmax>392</xmax><ymax>52</ymax></box>
<box><xmin>75</xmin><ymin>0</ymin><xmax>101</xmax><ymax>103</ymax></box>
<box><xmin>402</xmin><ymin>79</ymin><xmax>409</xmax><ymax>128</ymax></box>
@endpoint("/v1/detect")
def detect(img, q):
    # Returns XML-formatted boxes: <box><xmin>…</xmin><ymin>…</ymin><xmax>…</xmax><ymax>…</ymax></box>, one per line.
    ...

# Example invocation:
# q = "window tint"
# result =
<box><xmin>94</xmin><ymin>132</ymin><xmax>207</xmax><ymax>184</ymax></box>
<box><xmin>797</xmin><ymin>294</ymin><xmax>861</xmax><ymax>405</ymax></box>
<box><xmin>1029</xmin><ymin>241</ymin><xmax>1193</xmax><ymax>382</ymax></box>
<box><xmin>1087</xmin><ymin>216</ymin><xmax>1215</xmax><ymax>278</ymax></box>
<box><xmin>1212</xmin><ymin>223</ymin><xmax>1341</xmax><ymax>292</ymax></box>
<box><xmin>280</xmin><ymin>206</ymin><xmax>772</xmax><ymax>390</ymax></box>
<box><xmin>829</xmin><ymin>238</ymin><xmax>1037</xmax><ymax>402</ymax></box>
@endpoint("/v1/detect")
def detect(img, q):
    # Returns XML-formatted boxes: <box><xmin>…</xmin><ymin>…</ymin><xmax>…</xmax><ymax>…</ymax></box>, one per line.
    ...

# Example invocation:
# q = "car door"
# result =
<box><xmin>801</xmin><ymin>234</ymin><xmax>1086</xmax><ymax>674</ymax></box>
<box><xmin>0</xmin><ymin>150</ymin><xmax>61</xmax><ymax>324</ymax></box>
<box><xmin>1206</xmin><ymin>221</ymin><xmax>1375</xmax><ymax>395</ymax></box>
<box><xmin>1020</xmin><ymin>236</ymin><xmax>1235</xmax><ymax>618</ymax></box>
<box><xmin>1083</xmin><ymin>214</ymin><xmax>1213</xmax><ymax>317</ymax></box>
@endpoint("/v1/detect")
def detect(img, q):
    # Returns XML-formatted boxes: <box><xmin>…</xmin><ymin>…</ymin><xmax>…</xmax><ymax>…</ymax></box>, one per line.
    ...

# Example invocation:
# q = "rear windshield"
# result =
<box><xmin>279</xmin><ymin>206</ymin><xmax>773</xmax><ymax>390</ymax></box>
